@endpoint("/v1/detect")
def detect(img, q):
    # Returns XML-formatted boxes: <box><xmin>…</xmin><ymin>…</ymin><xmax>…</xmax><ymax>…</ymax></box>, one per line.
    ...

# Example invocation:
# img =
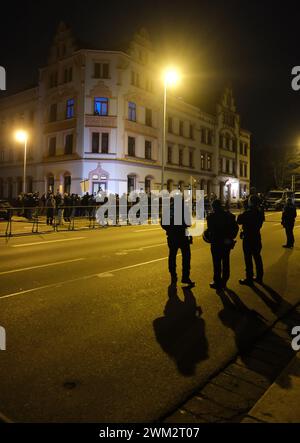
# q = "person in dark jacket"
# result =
<box><xmin>237</xmin><ymin>195</ymin><xmax>264</xmax><ymax>285</ymax></box>
<box><xmin>282</xmin><ymin>198</ymin><xmax>297</xmax><ymax>248</ymax></box>
<box><xmin>161</xmin><ymin>195</ymin><xmax>194</xmax><ymax>287</ymax></box>
<box><xmin>207</xmin><ymin>199</ymin><xmax>239</xmax><ymax>289</ymax></box>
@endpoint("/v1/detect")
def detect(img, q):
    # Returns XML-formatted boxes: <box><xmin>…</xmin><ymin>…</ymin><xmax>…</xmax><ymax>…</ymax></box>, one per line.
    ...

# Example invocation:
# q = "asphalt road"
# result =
<box><xmin>0</xmin><ymin>211</ymin><xmax>299</xmax><ymax>422</ymax></box>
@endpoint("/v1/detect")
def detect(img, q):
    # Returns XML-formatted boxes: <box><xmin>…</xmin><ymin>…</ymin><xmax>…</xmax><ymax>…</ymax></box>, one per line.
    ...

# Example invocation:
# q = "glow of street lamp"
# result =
<box><xmin>15</xmin><ymin>130</ymin><xmax>28</xmax><ymax>143</ymax></box>
<box><xmin>163</xmin><ymin>68</ymin><xmax>181</xmax><ymax>87</ymax></box>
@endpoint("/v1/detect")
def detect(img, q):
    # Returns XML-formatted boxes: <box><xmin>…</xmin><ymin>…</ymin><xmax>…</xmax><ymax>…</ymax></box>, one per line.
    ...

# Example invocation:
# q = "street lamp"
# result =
<box><xmin>15</xmin><ymin>130</ymin><xmax>28</xmax><ymax>194</ymax></box>
<box><xmin>161</xmin><ymin>68</ymin><xmax>180</xmax><ymax>190</ymax></box>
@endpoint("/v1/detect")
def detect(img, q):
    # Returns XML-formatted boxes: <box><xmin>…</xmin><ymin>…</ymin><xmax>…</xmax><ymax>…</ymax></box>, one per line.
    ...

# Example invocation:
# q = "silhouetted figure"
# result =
<box><xmin>207</xmin><ymin>199</ymin><xmax>239</xmax><ymax>289</ymax></box>
<box><xmin>161</xmin><ymin>196</ymin><xmax>194</xmax><ymax>286</ymax></box>
<box><xmin>237</xmin><ymin>195</ymin><xmax>264</xmax><ymax>285</ymax></box>
<box><xmin>153</xmin><ymin>285</ymin><xmax>208</xmax><ymax>376</ymax></box>
<box><xmin>281</xmin><ymin>197</ymin><xmax>297</xmax><ymax>248</ymax></box>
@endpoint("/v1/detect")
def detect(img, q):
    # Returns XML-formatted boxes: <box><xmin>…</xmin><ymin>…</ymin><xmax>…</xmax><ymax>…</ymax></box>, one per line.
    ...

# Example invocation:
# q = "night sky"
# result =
<box><xmin>1</xmin><ymin>0</ymin><xmax>300</xmax><ymax>185</ymax></box>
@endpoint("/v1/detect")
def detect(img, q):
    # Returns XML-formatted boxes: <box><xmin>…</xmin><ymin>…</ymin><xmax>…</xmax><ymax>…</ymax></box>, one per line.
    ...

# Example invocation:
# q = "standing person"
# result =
<box><xmin>161</xmin><ymin>195</ymin><xmax>194</xmax><ymax>287</ymax></box>
<box><xmin>55</xmin><ymin>190</ymin><xmax>63</xmax><ymax>225</ymax></box>
<box><xmin>282</xmin><ymin>197</ymin><xmax>297</xmax><ymax>248</ymax></box>
<box><xmin>237</xmin><ymin>195</ymin><xmax>265</xmax><ymax>285</ymax></box>
<box><xmin>46</xmin><ymin>193</ymin><xmax>55</xmax><ymax>225</ymax></box>
<box><xmin>206</xmin><ymin>199</ymin><xmax>239</xmax><ymax>290</ymax></box>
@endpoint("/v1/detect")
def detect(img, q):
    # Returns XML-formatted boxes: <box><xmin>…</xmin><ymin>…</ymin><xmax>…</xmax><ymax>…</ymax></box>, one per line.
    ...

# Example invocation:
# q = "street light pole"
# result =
<box><xmin>23</xmin><ymin>137</ymin><xmax>27</xmax><ymax>194</ymax></box>
<box><xmin>161</xmin><ymin>79</ymin><xmax>167</xmax><ymax>191</ymax></box>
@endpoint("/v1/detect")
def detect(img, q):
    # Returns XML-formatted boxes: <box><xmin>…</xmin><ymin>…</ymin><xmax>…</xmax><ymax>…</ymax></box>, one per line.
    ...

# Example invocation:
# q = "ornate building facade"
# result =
<box><xmin>0</xmin><ymin>23</ymin><xmax>251</xmax><ymax>201</ymax></box>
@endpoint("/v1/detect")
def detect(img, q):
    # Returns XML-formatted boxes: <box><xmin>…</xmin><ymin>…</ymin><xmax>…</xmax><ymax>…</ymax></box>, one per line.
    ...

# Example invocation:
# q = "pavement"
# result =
<box><xmin>0</xmin><ymin>210</ymin><xmax>300</xmax><ymax>422</ymax></box>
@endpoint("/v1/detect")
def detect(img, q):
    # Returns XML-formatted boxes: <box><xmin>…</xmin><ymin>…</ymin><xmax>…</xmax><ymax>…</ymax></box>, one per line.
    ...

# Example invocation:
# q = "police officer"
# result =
<box><xmin>207</xmin><ymin>199</ymin><xmax>239</xmax><ymax>289</ymax></box>
<box><xmin>161</xmin><ymin>194</ymin><xmax>194</xmax><ymax>287</ymax></box>
<box><xmin>282</xmin><ymin>197</ymin><xmax>297</xmax><ymax>248</ymax></box>
<box><xmin>237</xmin><ymin>195</ymin><xmax>264</xmax><ymax>285</ymax></box>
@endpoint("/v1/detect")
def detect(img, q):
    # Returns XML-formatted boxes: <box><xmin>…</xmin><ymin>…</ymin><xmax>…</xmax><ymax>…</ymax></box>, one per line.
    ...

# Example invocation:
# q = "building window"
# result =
<box><xmin>94</xmin><ymin>62</ymin><xmax>110</xmax><ymax>79</ymax></box>
<box><xmin>49</xmin><ymin>71</ymin><xmax>58</xmax><ymax>88</ymax></box>
<box><xmin>179</xmin><ymin>121</ymin><xmax>184</xmax><ymax>136</ymax></box>
<box><xmin>128</xmin><ymin>136</ymin><xmax>135</xmax><ymax>157</ymax></box>
<box><xmin>240</xmin><ymin>161</ymin><xmax>243</xmax><ymax>177</ymax></box>
<box><xmin>145</xmin><ymin>108</ymin><xmax>152</xmax><ymax>126</ymax></box>
<box><xmin>201</xmin><ymin>153</ymin><xmax>205</xmax><ymax>170</ymax></box>
<box><xmin>201</xmin><ymin>128</ymin><xmax>206</xmax><ymax>144</ymax></box>
<box><xmin>179</xmin><ymin>148</ymin><xmax>183</xmax><ymax>166</ymax></box>
<box><xmin>0</xmin><ymin>151</ymin><xmax>4</xmax><ymax>162</ymax></box>
<box><xmin>47</xmin><ymin>175</ymin><xmax>54</xmax><ymax>193</ymax></box>
<box><xmin>190</xmin><ymin>124</ymin><xmax>194</xmax><ymax>139</ymax></box>
<box><xmin>64</xmin><ymin>175</ymin><xmax>71</xmax><ymax>194</ymax></box>
<box><xmin>49</xmin><ymin>137</ymin><xmax>56</xmax><ymax>156</ymax></box>
<box><xmin>189</xmin><ymin>151</ymin><xmax>194</xmax><ymax>168</ymax></box>
<box><xmin>49</xmin><ymin>103</ymin><xmax>57</xmax><ymax>122</ymax></box>
<box><xmin>244</xmin><ymin>163</ymin><xmax>248</xmax><ymax>177</ymax></box>
<box><xmin>65</xmin><ymin>134</ymin><xmax>73</xmax><ymax>155</ymax></box>
<box><xmin>94</xmin><ymin>97</ymin><xmax>108</xmax><ymax>116</ymax></box>
<box><xmin>168</xmin><ymin>116</ymin><xmax>173</xmax><ymax>133</ymax></box>
<box><xmin>66</xmin><ymin>98</ymin><xmax>75</xmax><ymax>119</ymax></box>
<box><xmin>207</xmin><ymin>130</ymin><xmax>213</xmax><ymax>145</ymax></box>
<box><xmin>64</xmin><ymin>67</ymin><xmax>73</xmax><ymax>83</ymax></box>
<box><xmin>128</xmin><ymin>102</ymin><xmax>136</xmax><ymax>121</ymax></box>
<box><xmin>207</xmin><ymin>154</ymin><xmax>212</xmax><ymax>171</ymax></box>
<box><xmin>101</xmin><ymin>133</ymin><xmax>109</xmax><ymax>154</ymax></box>
<box><xmin>232</xmin><ymin>160</ymin><xmax>236</xmax><ymax>175</ymax></box>
<box><xmin>225</xmin><ymin>136</ymin><xmax>230</xmax><ymax>150</ymax></box>
<box><xmin>145</xmin><ymin>177</ymin><xmax>151</xmax><ymax>194</ymax></box>
<box><xmin>226</xmin><ymin>159</ymin><xmax>230</xmax><ymax>173</ymax></box>
<box><xmin>167</xmin><ymin>146</ymin><xmax>172</xmax><ymax>164</ymax></box>
<box><xmin>127</xmin><ymin>176</ymin><xmax>135</xmax><ymax>193</ymax></box>
<box><xmin>92</xmin><ymin>132</ymin><xmax>100</xmax><ymax>153</ymax></box>
<box><xmin>131</xmin><ymin>71</ymin><xmax>140</xmax><ymax>87</ymax></box>
<box><xmin>145</xmin><ymin>140</ymin><xmax>152</xmax><ymax>160</ymax></box>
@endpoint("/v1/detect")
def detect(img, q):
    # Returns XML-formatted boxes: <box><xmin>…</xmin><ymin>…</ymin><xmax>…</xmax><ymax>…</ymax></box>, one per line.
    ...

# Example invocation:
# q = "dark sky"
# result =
<box><xmin>1</xmin><ymin>0</ymin><xmax>300</xmax><ymax>150</ymax></box>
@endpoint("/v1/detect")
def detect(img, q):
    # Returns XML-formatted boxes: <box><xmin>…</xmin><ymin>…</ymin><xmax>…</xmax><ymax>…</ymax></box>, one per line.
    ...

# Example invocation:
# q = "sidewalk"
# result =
<box><xmin>164</xmin><ymin>303</ymin><xmax>300</xmax><ymax>423</ymax></box>
<box><xmin>243</xmin><ymin>352</ymin><xmax>300</xmax><ymax>423</ymax></box>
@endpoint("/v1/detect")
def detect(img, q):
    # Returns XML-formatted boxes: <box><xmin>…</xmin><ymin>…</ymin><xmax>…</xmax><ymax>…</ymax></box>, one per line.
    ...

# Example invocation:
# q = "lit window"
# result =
<box><xmin>128</xmin><ymin>102</ymin><xmax>136</xmax><ymax>121</ymax></box>
<box><xmin>66</xmin><ymin>99</ymin><xmax>75</xmax><ymax>119</ymax></box>
<box><xmin>94</xmin><ymin>97</ymin><xmax>108</xmax><ymax>116</ymax></box>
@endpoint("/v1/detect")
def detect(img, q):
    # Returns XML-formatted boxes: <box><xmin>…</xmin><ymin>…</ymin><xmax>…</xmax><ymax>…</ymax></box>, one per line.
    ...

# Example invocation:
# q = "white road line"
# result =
<box><xmin>0</xmin><ymin>258</ymin><xmax>85</xmax><ymax>276</ymax></box>
<box><xmin>11</xmin><ymin>237</ymin><xmax>87</xmax><ymax>248</ymax></box>
<box><xmin>0</xmin><ymin>255</ymin><xmax>171</xmax><ymax>301</ymax></box>
<box><xmin>134</xmin><ymin>228</ymin><xmax>162</xmax><ymax>233</ymax></box>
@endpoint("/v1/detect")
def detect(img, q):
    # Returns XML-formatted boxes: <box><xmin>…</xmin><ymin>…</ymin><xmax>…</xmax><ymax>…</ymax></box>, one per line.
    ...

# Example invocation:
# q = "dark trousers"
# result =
<box><xmin>243</xmin><ymin>239</ymin><xmax>263</xmax><ymax>280</ymax></box>
<box><xmin>285</xmin><ymin>223</ymin><xmax>295</xmax><ymax>247</ymax></box>
<box><xmin>167</xmin><ymin>236</ymin><xmax>191</xmax><ymax>279</ymax></box>
<box><xmin>211</xmin><ymin>244</ymin><xmax>231</xmax><ymax>285</ymax></box>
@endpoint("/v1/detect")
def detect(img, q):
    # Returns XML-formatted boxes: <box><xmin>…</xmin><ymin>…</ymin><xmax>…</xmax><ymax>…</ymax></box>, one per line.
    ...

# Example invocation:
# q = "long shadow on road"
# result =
<box><xmin>153</xmin><ymin>285</ymin><xmax>209</xmax><ymax>377</ymax></box>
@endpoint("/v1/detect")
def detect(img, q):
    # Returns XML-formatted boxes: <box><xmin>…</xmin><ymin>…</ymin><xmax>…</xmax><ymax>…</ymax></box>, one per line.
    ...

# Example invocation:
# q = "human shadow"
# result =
<box><xmin>218</xmin><ymin>288</ymin><xmax>298</xmax><ymax>388</ymax></box>
<box><xmin>153</xmin><ymin>285</ymin><xmax>209</xmax><ymax>376</ymax></box>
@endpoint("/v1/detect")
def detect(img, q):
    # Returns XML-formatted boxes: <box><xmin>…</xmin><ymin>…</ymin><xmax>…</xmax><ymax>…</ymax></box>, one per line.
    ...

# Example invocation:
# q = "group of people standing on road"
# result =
<box><xmin>162</xmin><ymin>187</ymin><xmax>297</xmax><ymax>290</ymax></box>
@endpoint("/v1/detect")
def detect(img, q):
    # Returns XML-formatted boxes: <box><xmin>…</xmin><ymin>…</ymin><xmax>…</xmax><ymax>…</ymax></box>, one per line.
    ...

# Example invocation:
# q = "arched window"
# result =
<box><xmin>178</xmin><ymin>181</ymin><xmax>185</xmax><ymax>192</ymax></box>
<box><xmin>64</xmin><ymin>174</ymin><xmax>71</xmax><ymax>194</ymax></box>
<box><xmin>145</xmin><ymin>176</ymin><xmax>152</xmax><ymax>194</ymax></box>
<box><xmin>167</xmin><ymin>179</ymin><xmax>173</xmax><ymax>192</ymax></box>
<box><xmin>127</xmin><ymin>175</ymin><xmax>136</xmax><ymax>193</ymax></box>
<box><xmin>47</xmin><ymin>174</ymin><xmax>54</xmax><ymax>192</ymax></box>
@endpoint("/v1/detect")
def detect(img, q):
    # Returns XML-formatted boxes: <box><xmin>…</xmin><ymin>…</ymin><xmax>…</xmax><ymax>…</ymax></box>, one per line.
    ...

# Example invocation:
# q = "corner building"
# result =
<box><xmin>0</xmin><ymin>24</ymin><xmax>250</xmax><ymax>201</ymax></box>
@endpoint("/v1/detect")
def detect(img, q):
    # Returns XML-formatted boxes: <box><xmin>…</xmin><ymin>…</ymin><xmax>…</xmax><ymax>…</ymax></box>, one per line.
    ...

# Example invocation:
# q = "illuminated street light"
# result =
<box><xmin>161</xmin><ymin>68</ymin><xmax>181</xmax><ymax>190</ymax></box>
<box><xmin>15</xmin><ymin>130</ymin><xmax>28</xmax><ymax>194</ymax></box>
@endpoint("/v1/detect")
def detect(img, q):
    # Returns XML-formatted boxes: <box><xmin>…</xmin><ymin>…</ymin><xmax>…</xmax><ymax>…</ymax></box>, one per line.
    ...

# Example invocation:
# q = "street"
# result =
<box><xmin>0</xmin><ymin>211</ymin><xmax>299</xmax><ymax>422</ymax></box>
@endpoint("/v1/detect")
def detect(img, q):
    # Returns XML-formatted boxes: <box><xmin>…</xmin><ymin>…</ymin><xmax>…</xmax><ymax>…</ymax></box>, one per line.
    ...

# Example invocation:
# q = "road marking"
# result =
<box><xmin>0</xmin><ymin>256</ymin><xmax>171</xmax><ymax>301</ymax></box>
<box><xmin>119</xmin><ymin>243</ymin><xmax>166</xmax><ymax>254</ymax></box>
<box><xmin>134</xmin><ymin>228</ymin><xmax>162</xmax><ymax>233</ymax></box>
<box><xmin>0</xmin><ymin>258</ymin><xmax>85</xmax><ymax>276</ymax></box>
<box><xmin>11</xmin><ymin>237</ymin><xmax>87</xmax><ymax>248</ymax></box>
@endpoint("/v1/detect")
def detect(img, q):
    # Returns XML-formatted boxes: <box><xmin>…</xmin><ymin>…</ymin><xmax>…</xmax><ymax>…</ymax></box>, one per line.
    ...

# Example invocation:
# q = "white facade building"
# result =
<box><xmin>0</xmin><ymin>24</ymin><xmax>251</xmax><ymax>201</ymax></box>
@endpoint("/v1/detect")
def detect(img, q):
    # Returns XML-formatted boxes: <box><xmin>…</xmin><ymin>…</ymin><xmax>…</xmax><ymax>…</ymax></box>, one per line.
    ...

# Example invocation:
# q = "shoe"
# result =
<box><xmin>239</xmin><ymin>278</ymin><xmax>254</xmax><ymax>286</ymax></box>
<box><xmin>181</xmin><ymin>278</ymin><xmax>195</xmax><ymax>287</ymax></box>
<box><xmin>283</xmin><ymin>245</ymin><xmax>293</xmax><ymax>249</ymax></box>
<box><xmin>210</xmin><ymin>282</ymin><xmax>222</xmax><ymax>289</ymax></box>
<box><xmin>253</xmin><ymin>277</ymin><xmax>263</xmax><ymax>284</ymax></box>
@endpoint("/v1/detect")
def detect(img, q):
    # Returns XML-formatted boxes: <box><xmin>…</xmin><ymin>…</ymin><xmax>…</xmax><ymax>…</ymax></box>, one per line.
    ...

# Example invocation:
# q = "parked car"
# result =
<box><xmin>265</xmin><ymin>190</ymin><xmax>294</xmax><ymax>211</ymax></box>
<box><xmin>0</xmin><ymin>200</ymin><xmax>13</xmax><ymax>220</ymax></box>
